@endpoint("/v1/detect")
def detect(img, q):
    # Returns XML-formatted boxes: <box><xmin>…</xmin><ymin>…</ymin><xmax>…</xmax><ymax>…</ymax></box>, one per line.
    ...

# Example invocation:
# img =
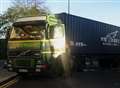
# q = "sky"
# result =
<box><xmin>0</xmin><ymin>0</ymin><xmax>120</xmax><ymax>26</ymax></box>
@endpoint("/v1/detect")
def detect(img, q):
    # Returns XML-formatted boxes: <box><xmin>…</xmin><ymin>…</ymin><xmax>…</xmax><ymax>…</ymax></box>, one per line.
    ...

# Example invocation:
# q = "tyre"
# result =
<box><xmin>58</xmin><ymin>54</ymin><xmax>73</xmax><ymax>77</ymax></box>
<box><xmin>48</xmin><ymin>53</ymin><xmax>73</xmax><ymax>78</ymax></box>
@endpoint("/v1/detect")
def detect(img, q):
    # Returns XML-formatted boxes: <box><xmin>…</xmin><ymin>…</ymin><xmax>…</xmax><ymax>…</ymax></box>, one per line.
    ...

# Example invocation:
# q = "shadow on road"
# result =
<box><xmin>8</xmin><ymin>71</ymin><xmax>120</xmax><ymax>88</ymax></box>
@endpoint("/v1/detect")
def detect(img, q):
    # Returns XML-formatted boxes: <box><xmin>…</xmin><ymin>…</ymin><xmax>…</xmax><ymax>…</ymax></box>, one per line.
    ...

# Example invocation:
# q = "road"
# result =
<box><xmin>8</xmin><ymin>71</ymin><xmax>120</xmax><ymax>88</ymax></box>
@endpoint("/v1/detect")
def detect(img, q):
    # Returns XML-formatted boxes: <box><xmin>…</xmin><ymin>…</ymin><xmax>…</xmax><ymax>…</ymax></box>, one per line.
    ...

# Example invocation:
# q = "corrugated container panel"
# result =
<box><xmin>57</xmin><ymin>13</ymin><xmax>120</xmax><ymax>55</ymax></box>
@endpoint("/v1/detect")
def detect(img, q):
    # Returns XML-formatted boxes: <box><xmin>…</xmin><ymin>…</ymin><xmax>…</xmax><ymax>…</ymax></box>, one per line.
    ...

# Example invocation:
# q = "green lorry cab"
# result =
<box><xmin>6</xmin><ymin>15</ymin><xmax>72</xmax><ymax>76</ymax></box>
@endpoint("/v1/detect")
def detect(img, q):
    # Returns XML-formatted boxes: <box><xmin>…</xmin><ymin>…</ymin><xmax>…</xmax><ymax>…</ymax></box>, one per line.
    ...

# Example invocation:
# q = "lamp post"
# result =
<box><xmin>67</xmin><ymin>0</ymin><xmax>70</xmax><ymax>37</ymax></box>
<box><xmin>68</xmin><ymin>0</ymin><xmax>70</xmax><ymax>14</ymax></box>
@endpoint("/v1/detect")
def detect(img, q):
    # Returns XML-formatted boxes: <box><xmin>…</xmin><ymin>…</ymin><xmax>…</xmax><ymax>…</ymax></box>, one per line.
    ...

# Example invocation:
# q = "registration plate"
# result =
<box><xmin>19</xmin><ymin>69</ymin><xmax>28</xmax><ymax>72</ymax></box>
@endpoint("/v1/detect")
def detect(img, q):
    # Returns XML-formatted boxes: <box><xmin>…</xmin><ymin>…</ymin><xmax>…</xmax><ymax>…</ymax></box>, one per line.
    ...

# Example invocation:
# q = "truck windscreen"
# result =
<box><xmin>10</xmin><ymin>25</ymin><xmax>45</xmax><ymax>40</ymax></box>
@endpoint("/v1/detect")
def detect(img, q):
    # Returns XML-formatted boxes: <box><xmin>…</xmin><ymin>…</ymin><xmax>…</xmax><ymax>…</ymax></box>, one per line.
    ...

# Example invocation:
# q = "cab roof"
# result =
<box><xmin>16</xmin><ymin>16</ymin><xmax>47</xmax><ymax>22</ymax></box>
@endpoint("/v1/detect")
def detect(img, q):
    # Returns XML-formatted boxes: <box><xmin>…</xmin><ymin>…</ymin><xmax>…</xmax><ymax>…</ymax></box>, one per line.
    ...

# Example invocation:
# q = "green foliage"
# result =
<box><xmin>0</xmin><ymin>0</ymin><xmax>50</xmax><ymax>38</ymax></box>
<box><xmin>2</xmin><ymin>0</ymin><xmax>49</xmax><ymax>22</ymax></box>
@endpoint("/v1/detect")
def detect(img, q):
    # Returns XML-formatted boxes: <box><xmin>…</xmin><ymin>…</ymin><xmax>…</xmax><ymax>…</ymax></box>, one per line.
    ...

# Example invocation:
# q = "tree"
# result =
<box><xmin>13</xmin><ymin>0</ymin><xmax>45</xmax><ymax>8</ymax></box>
<box><xmin>3</xmin><ymin>0</ymin><xmax>49</xmax><ymax>22</ymax></box>
<box><xmin>0</xmin><ymin>0</ymin><xmax>50</xmax><ymax>38</ymax></box>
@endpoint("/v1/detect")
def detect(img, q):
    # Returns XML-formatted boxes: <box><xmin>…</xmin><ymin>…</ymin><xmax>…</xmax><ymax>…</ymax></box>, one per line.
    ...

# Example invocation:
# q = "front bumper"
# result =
<box><xmin>7</xmin><ymin>57</ymin><xmax>48</xmax><ymax>73</ymax></box>
<box><xmin>7</xmin><ymin>64</ymin><xmax>48</xmax><ymax>73</ymax></box>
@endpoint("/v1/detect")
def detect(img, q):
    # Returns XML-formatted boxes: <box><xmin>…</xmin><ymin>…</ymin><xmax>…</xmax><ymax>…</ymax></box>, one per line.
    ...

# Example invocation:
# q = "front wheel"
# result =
<box><xmin>48</xmin><ymin>54</ymin><xmax>73</xmax><ymax>78</ymax></box>
<box><xmin>48</xmin><ymin>56</ymin><xmax>64</xmax><ymax>77</ymax></box>
<box><xmin>55</xmin><ymin>54</ymin><xmax>73</xmax><ymax>78</ymax></box>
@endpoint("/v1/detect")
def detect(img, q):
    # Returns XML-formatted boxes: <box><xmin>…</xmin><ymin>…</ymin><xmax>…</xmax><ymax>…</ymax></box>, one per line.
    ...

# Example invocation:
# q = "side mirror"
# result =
<box><xmin>47</xmin><ymin>24</ymin><xmax>65</xmax><ymax>39</ymax></box>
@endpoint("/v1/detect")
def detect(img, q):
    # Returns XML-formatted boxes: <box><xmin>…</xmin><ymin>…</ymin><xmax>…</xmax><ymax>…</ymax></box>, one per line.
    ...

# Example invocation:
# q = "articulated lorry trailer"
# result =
<box><xmin>57</xmin><ymin>13</ymin><xmax>120</xmax><ymax>71</ymax></box>
<box><xmin>5</xmin><ymin>13</ymin><xmax>120</xmax><ymax>75</ymax></box>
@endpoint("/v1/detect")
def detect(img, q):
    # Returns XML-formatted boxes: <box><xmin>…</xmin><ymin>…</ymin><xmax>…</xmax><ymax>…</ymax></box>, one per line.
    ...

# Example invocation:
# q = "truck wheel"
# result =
<box><xmin>48</xmin><ymin>56</ymin><xmax>64</xmax><ymax>78</ymax></box>
<box><xmin>59</xmin><ymin>54</ymin><xmax>73</xmax><ymax>78</ymax></box>
<box><xmin>48</xmin><ymin>54</ymin><xmax>73</xmax><ymax>78</ymax></box>
<box><xmin>55</xmin><ymin>56</ymin><xmax>65</xmax><ymax>77</ymax></box>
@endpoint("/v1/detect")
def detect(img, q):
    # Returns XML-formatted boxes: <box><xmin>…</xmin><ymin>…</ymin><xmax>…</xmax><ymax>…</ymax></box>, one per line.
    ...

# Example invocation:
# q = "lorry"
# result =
<box><xmin>5</xmin><ymin>13</ymin><xmax>120</xmax><ymax>74</ymax></box>
<box><xmin>6</xmin><ymin>15</ymin><xmax>72</xmax><ymax>76</ymax></box>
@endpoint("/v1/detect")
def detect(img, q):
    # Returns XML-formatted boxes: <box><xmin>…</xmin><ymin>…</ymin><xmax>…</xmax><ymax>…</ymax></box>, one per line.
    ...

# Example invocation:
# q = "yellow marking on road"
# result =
<box><xmin>0</xmin><ymin>78</ymin><xmax>19</xmax><ymax>88</ymax></box>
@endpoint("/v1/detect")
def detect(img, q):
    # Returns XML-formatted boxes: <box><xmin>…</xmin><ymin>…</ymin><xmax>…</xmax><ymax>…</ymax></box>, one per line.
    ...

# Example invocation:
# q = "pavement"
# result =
<box><xmin>0</xmin><ymin>69</ymin><xmax>17</xmax><ymax>83</ymax></box>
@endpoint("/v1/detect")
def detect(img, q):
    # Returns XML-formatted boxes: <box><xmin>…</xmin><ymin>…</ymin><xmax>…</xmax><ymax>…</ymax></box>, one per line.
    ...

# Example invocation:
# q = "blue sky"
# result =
<box><xmin>0</xmin><ymin>0</ymin><xmax>120</xmax><ymax>26</ymax></box>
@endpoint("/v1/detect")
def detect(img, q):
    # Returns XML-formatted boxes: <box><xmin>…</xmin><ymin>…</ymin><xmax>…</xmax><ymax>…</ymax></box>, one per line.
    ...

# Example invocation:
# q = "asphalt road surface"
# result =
<box><xmin>8</xmin><ymin>71</ymin><xmax>120</xmax><ymax>88</ymax></box>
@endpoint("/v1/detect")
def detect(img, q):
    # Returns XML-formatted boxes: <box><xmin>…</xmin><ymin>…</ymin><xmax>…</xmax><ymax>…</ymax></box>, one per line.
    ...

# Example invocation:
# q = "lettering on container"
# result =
<box><xmin>100</xmin><ymin>31</ymin><xmax>120</xmax><ymax>46</ymax></box>
<box><xmin>70</xmin><ymin>41</ymin><xmax>87</xmax><ymax>47</ymax></box>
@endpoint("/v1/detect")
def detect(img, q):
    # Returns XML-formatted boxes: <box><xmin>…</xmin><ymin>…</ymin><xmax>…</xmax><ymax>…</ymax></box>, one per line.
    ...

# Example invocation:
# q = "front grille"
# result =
<box><xmin>9</xmin><ymin>49</ymin><xmax>41</xmax><ymax>57</ymax></box>
<box><xmin>14</xmin><ymin>59</ymin><xmax>32</xmax><ymax>68</ymax></box>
